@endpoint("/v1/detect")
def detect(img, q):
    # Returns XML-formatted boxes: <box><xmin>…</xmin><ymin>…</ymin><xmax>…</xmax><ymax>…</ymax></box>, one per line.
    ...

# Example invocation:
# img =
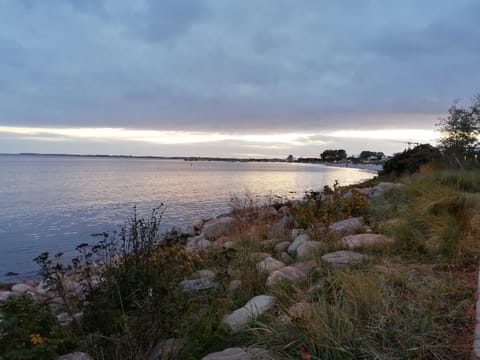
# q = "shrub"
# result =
<box><xmin>0</xmin><ymin>294</ymin><xmax>75</xmax><ymax>360</ymax></box>
<box><xmin>382</xmin><ymin>144</ymin><xmax>441</xmax><ymax>178</ymax></box>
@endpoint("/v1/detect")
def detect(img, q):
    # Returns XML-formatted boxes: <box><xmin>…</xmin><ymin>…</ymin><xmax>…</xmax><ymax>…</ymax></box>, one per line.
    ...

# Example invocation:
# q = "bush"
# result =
<box><xmin>382</xmin><ymin>144</ymin><xmax>441</xmax><ymax>178</ymax></box>
<box><xmin>0</xmin><ymin>294</ymin><xmax>76</xmax><ymax>360</ymax></box>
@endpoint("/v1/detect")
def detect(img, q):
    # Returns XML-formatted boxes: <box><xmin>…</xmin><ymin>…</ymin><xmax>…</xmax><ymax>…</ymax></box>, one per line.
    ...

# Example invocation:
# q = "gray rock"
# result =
<box><xmin>251</xmin><ymin>252</ymin><xmax>272</xmax><ymax>262</ymax></box>
<box><xmin>11</xmin><ymin>283</ymin><xmax>35</xmax><ymax>294</ymax></box>
<box><xmin>57</xmin><ymin>353</ymin><xmax>93</xmax><ymax>360</ymax></box>
<box><xmin>256</xmin><ymin>257</ymin><xmax>285</xmax><ymax>274</ymax></box>
<box><xmin>226</xmin><ymin>280</ymin><xmax>242</xmax><ymax>292</ymax></box>
<box><xmin>290</xmin><ymin>228</ymin><xmax>304</xmax><ymax>239</ymax></box>
<box><xmin>180</xmin><ymin>278</ymin><xmax>218</xmax><ymax>292</ymax></box>
<box><xmin>266</xmin><ymin>266</ymin><xmax>307</xmax><ymax>287</ymax></box>
<box><xmin>321</xmin><ymin>250</ymin><xmax>368</xmax><ymax>266</ymax></box>
<box><xmin>222</xmin><ymin>295</ymin><xmax>274</xmax><ymax>332</ymax></box>
<box><xmin>296</xmin><ymin>241</ymin><xmax>323</xmax><ymax>259</ymax></box>
<box><xmin>291</xmin><ymin>261</ymin><xmax>316</xmax><ymax>275</ymax></box>
<box><xmin>329</xmin><ymin>217</ymin><xmax>364</xmax><ymax>234</ymax></box>
<box><xmin>223</xmin><ymin>241</ymin><xmax>236</xmax><ymax>249</ymax></box>
<box><xmin>271</xmin><ymin>216</ymin><xmax>293</xmax><ymax>236</ymax></box>
<box><xmin>278</xmin><ymin>205</ymin><xmax>290</xmax><ymax>215</ymax></box>
<box><xmin>149</xmin><ymin>338</ymin><xmax>186</xmax><ymax>360</ymax></box>
<box><xmin>287</xmin><ymin>234</ymin><xmax>310</xmax><ymax>257</ymax></box>
<box><xmin>341</xmin><ymin>233</ymin><xmax>394</xmax><ymax>249</ymax></box>
<box><xmin>279</xmin><ymin>252</ymin><xmax>294</xmax><ymax>264</ymax></box>
<box><xmin>195</xmin><ymin>269</ymin><xmax>216</xmax><ymax>279</ymax></box>
<box><xmin>259</xmin><ymin>207</ymin><xmax>278</xmax><ymax>219</ymax></box>
<box><xmin>202</xmin><ymin>347</ymin><xmax>270</xmax><ymax>360</ymax></box>
<box><xmin>273</xmin><ymin>241</ymin><xmax>291</xmax><ymax>253</ymax></box>
<box><xmin>0</xmin><ymin>291</ymin><xmax>12</xmax><ymax>301</ymax></box>
<box><xmin>203</xmin><ymin>217</ymin><xmax>235</xmax><ymax>240</ymax></box>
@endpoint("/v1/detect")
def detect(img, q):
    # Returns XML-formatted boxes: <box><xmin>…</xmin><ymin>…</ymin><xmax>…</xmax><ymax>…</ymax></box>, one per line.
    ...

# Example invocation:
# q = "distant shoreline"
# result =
<box><xmin>0</xmin><ymin>153</ymin><xmax>383</xmax><ymax>171</ymax></box>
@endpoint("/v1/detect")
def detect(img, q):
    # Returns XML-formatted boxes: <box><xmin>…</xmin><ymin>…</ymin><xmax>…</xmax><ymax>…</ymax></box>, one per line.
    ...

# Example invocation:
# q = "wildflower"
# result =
<box><xmin>30</xmin><ymin>333</ymin><xmax>45</xmax><ymax>345</ymax></box>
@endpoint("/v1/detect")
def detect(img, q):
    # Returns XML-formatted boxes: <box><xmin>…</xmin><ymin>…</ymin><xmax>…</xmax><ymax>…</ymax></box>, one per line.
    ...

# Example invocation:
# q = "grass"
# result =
<box><xmin>1</xmin><ymin>169</ymin><xmax>478</xmax><ymax>359</ymax></box>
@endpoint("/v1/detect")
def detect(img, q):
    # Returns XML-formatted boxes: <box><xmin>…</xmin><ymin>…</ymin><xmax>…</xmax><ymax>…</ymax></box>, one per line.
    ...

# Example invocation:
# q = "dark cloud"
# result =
<box><xmin>0</xmin><ymin>0</ymin><xmax>479</xmax><ymax>133</ymax></box>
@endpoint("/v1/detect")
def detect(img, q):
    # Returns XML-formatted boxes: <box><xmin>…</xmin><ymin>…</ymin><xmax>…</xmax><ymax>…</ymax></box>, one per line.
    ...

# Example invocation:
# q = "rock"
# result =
<box><xmin>202</xmin><ymin>347</ymin><xmax>249</xmax><ymax>360</ymax></box>
<box><xmin>63</xmin><ymin>279</ymin><xmax>83</xmax><ymax>297</ymax></box>
<box><xmin>203</xmin><ymin>217</ymin><xmax>235</xmax><ymax>240</ymax></box>
<box><xmin>329</xmin><ymin>217</ymin><xmax>364</xmax><ymax>234</ymax></box>
<box><xmin>260</xmin><ymin>239</ymin><xmax>278</xmax><ymax>249</ymax></box>
<box><xmin>202</xmin><ymin>347</ymin><xmax>269</xmax><ymax>360</ymax></box>
<box><xmin>355</xmin><ymin>187</ymin><xmax>375</xmax><ymax>196</ymax></box>
<box><xmin>279</xmin><ymin>252</ymin><xmax>294</xmax><ymax>264</ymax></box>
<box><xmin>223</xmin><ymin>241</ymin><xmax>236</xmax><ymax>249</ymax></box>
<box><xmin>222</xmin><ymin>295</ymin><xmax>274</xmax><ymax>332</ymax></box>
<box><xmin>148</xmin><ymin>338</ymin><xmax>186</xmax><ymax>360</ymax></box>
<box><xmin>11</xmin><ymin>283</ymin><xmax>35</xmax><ymax>294</ymax></box>
<box><xmin>0</xmin><ymin>291</ymin><xmax>12</xmax><ymax>301</ymax></box>
<box><xmin>321</xmin><ymin>250</ymin><xmax>368</xmax><ymax>266</ymax></box>
<box><xmin>180</xmin><ymin>224</ymin><xmax>197</xmax><ymax>237</ymax></box>
<box><xmin>296</xmin><ymin>241</ymin><xmax>323</xmax><ymax>258</ymax></box>
<box><xmin>180</xmin><ymin>278</ymin><xmax>218</xmax><ymax>292</ymax></box>
<box><xmin>287</xmin><ymin>234</ymin><xmax>310</xmax><ymax>257</ymax></box>
<box><xmin>291</xmin><ymin>261</ymin><xmax>316</xmax><ymax>275</ymax></box>
<box><xmin>341</xmin><ymin>233</ymin><xmax>394</xmax><ymax>249</ymax></box>
<box><xmin>274</xmin><ymin>241</ymin><xmax>291</xmax><ymax>253</ymax></box>
<box><xmin>259</xmin><ymin>207</ymin><xmax>278</xmax><ymax>219</ymax></box>
<box><xmin>57</xmin><ymin>353</ymin><xmax>93</xmax><ymax>360</ymax></box>
<box><xmin>278</xmin><ymin>205</ymin><xmax>290</xmax><ymax>215</ymax></box>
<box><xmin>195</xmin><ymin>269</ymin><xmax>216</xmax><ymax>279</ymax></box>
<box><xmin>256</xmin><ymin>257</ymin><xmax>285</xmax><ymax>274</ymax></box>
<box><xmin>4</xmin><ymin>271</ymin><xmax>18</xmax><ymax>277</ymax></box>
<box><xmin>271</xmin><ymin>216</ymin><xmax>294</xmax><ymax>236</ymax></box>
<box><xmin>186</xmin><ymin>235</ymin><xmax>212</xmax><ymax>252</ymax></box>
<box><xmin>226</xmin><ymin>280</ymin><xmax>242</xmax><ymax>292</ymax></box>
<box><xmin>266</xmin><ymin>266</ymin><xmax>307</xmax><ymax>287</ymax></box>
<box><xmin>290</xmin><ymin>228</ymin><xmax>304</xmax><ymax>239</ymax></box>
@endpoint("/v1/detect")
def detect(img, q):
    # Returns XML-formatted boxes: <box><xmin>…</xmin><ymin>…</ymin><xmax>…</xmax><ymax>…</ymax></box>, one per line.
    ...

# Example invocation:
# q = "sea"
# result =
<box><xmin>0</xmin><ymin>154</ymin><xmax>376</xmax><ymax>280</ymax></box>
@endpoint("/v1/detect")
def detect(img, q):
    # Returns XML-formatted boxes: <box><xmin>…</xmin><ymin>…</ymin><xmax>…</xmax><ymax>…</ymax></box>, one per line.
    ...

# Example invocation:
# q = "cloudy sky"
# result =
<box><xmin>0</xmin><ymin>0</ymin><xmax>479</xmax><ymax>157</ymax></box>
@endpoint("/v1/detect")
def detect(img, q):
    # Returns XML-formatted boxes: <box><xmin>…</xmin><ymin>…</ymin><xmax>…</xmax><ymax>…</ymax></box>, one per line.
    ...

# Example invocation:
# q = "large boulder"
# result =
<box><xmin>287</xmin><ymin>234</ymin><xmax>310</xmax><ymax>257</ymax></box>
<box><xmin>273</xmin><ymin>241</ymin><xmax>291</xmax><ymax>253</ymax></box>
<box><xmin>180</xmin><ymin>278</ymin><xmax>218</xmax><ymax>292</ymax></box>
<box><xmin>202</xmin><ymin>347</ymin><xmax>270</xmax><ymax>360</ymax></box>
<box><xmin>256</xmin><ymin>257</ymin><xmax>285</xmax><ymax>274</ymax></box>
<box><xmin>203</xmin><ymin>217</ymin><xmax>235</xmax><ymax>240</ymax></box>
<box><xmin>328</xmin><ymin>217</ymin><xmax>364</xmax><ymax>234</ymax></box>
<box><xmin>266</xmin><ymin>266</ymin><xmax>307</xmax><ymax>287</ymax></box>
<box><xmin>222</xmin><ymin>295</ymin><xmax>274</xmax><ymax>332</ymax></box>
<box><xmin>57</xmin><ymin>353</ymin><xmax>93</xmax><ymax>360</ymax></box>
<box><xmin>296</xmin><ymin>241</ymin><xmax>323</xmax><ymax>259</ymax></box>
<box><xmin>321</xmin><ymin>250</ymin><xmax>368</xmax><ymax>266</ymax></box>
<box><xmin>341</xmin><ymin>233</ymin><xmax>394</xmax><ymax>249</ymax></box>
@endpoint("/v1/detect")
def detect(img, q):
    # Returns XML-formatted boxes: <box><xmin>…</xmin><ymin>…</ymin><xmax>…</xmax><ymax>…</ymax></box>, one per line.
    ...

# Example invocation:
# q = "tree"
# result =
<box><xmin>437</xmin><ymin>96</ymin><xmax>480</xmax><ymax>158</ymax></box>
<box><xmin>382</xmin><ymin>144</ymin><xmax>441</xmax><ymax>177</ymax></box>
<box><xmin>359</xmin><ymin>151</ymin><xmax>384</xmax><ymax>161</ymax></box>
<box><xmin>320</xmin><ymin>149</ymin><xmax>347</xmax><ymax>162</ymax></box>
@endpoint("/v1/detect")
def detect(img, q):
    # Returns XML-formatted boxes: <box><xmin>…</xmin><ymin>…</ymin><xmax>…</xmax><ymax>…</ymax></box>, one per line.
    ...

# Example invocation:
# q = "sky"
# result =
<box><xmin>0</xmin><ymin>0</ymin><xmax>479</xmax><ymax>158</ymax></box>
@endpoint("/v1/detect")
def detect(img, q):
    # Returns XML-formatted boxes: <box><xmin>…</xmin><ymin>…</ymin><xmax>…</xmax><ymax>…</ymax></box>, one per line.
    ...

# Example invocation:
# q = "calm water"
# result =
<box><xmin>0</xmin><ymin>155</ymin><xmax>375</xmax><ymax>279</ymax></box>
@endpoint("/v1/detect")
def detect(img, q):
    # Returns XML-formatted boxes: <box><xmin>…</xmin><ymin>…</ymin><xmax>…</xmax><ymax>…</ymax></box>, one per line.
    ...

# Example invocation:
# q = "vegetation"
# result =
<box><xmin>320</xmin><ymin>149</ymin><xmax>347</xmax><ymax>162</ymax></box>
<box><xmin>437</xmin><ymin>95</ymin><xmax>480</xmax><ymax>160</ymax></box>
<box><xmin>381</xmin><ymin>143</ymin><xmax>441</xmax><ymax>178</ymax></box>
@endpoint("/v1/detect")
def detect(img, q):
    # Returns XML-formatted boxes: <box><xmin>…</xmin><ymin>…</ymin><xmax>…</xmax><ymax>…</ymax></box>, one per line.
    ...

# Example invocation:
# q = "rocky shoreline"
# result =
<box><xmin>1</xmin><ymin>181</ymin><xmax>416</xmax><ymax>360</ymax></box>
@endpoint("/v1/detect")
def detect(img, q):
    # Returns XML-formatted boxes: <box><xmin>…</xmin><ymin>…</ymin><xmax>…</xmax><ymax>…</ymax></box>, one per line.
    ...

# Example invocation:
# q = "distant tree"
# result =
<box><xmin>286</xmin><ymin>154</ymin><xmax>294</xmax><ymax>162</ymax></box>
<box><xmin>359</xmin><ymin>151</ymin><xmax>384</xmax><ymax>161</ymax></box>
<box><xmin>382</xmin><ymin>144</ymin><xmax>441</xmax><ymax>177</ymax></box>
<box><xmin>437</xmin><ymin>96</ymin><xmax>480</xmax><ymax>159</ymax></box>
<box><xmin>320</xmin><ymin>149</ymin><xmax>347</xmax><ymax>162</ymax></box>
